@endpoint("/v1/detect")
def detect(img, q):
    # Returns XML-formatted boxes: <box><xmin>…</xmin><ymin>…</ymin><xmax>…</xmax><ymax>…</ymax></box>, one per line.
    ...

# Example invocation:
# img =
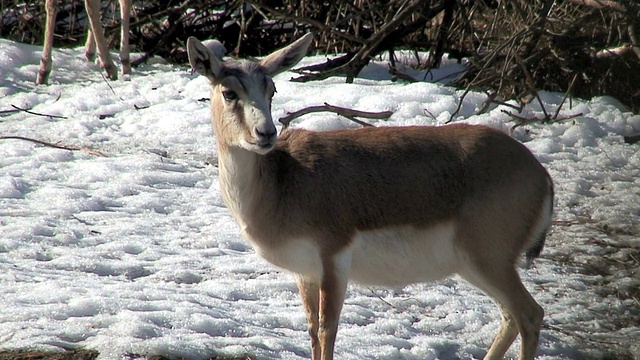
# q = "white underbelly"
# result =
<box><xmin>349</xmin><ymin>221</ymin><xmax>459</xmax><ymax>286</ymax></box>
<box><xmin>251</xmin><ymin>238</ymin><xmax>324</xmax><ymax>279</ymax></box>
<box><xmin>247</xmin><ymin>221</ymin><xmax>459</xmax><ymax>286</ymax></box>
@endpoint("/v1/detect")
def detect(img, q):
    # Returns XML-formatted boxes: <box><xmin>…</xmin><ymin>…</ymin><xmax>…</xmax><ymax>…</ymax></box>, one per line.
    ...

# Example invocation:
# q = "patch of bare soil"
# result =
<box><xmin>543</xmin><ymin>221</ymin><xmax>640</xmax><ymax>360</ymax></box>
<box><xmin>0</xmin><ymin>350</ymin><xmax>98</xmax><ymax>360</ymax></box>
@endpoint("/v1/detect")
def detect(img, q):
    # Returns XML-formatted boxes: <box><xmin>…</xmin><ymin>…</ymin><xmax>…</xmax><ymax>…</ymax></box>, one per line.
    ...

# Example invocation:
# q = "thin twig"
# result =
<box><xmin>514</xmin><ymin>53</ymin><xmax>551</xmax><ymax>121</ymax></box>
<box><xmin>423</xmin><ymin>107</ymin><xmax>438</xmax><ymax>121</ymax></box>
<box><xmin>0</xmin><ymin>108</ymin><xmax>20</xmax><ymax>116</ymax></box>
<box><xmin>366</xmin><ymin>288</ymin><xmax>398</xmax><ymax>309</ymax></box>
<box><xmin>553</xmin><ymin>73</ymin><xmax>578</xmax><ymax>120</ymax></box>
<box><xmin>542</xmin><ymin>323</ymin><xmax>622</xmax><ymax>346</ymax></box>
<box><xmin>504</xmin><ymin>110</ymin><xmax>583</xmax><ymax>135</ymax></box>
<box><xmin>278</xmin><ymin>103</ymin><xmax>393</xmax><ymax>129</ymax></box>
<box><xmin>476</xmin><ymin>91</ymin><xmax>498</xmax><ymax>115</ymax></box>
<box><xmin>0</xmin><ymin>136</ymin><xmax>107</xmax><ymax>157</ymax></box>
<box><xmin>101</xmin><ymin>73</ymin><xmax>124</xmax><ymax>101</ymax></box>
<box><xmin>446</xmin><ymin>88</ymin><xmax>470</xmax><ymax>124</ymax></box>
<box><xmin>10</xmin><ymin>105</ymin><xmax>67</xmax><ymax>119</ymax></box>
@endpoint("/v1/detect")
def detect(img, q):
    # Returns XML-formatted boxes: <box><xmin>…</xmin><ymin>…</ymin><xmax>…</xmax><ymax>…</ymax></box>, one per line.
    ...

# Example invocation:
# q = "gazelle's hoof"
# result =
<box><xmin>103</xmin><ymin>63</ymin><xmax>118</xmax><ymax>80</ymax></box>
<box><xmin>36</xmin><ymin>71</ymin><xmax>50</xmax><ymax>85</ymax></box>
<box><xmin>121</xmin><ymin>58</ymin><xmax>132</xmax><ymax>75</ymax></box>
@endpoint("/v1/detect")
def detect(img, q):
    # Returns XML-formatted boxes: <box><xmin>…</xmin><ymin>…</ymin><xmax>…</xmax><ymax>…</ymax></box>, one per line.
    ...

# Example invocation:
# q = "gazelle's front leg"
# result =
<box><xmin>296</xmin><ymin>249</ymin><xmax>351</xmax><ymax>360</ymax></box>
<box><xmin>318</xmin><ymin>250</ymin><xmax>351</xmax><ymax>360</ymax></box>
<box><xmin>296</xmin><ymin>276</ymin><xmax>321</xmax><ymax>360</ymax></box>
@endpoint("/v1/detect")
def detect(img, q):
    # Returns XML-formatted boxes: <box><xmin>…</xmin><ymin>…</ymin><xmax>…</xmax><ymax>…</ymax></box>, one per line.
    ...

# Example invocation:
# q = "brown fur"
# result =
<box><xmin>240</xmin><ymin>125</ymin><xmax>550</xmax><ymax>257</ymax></box>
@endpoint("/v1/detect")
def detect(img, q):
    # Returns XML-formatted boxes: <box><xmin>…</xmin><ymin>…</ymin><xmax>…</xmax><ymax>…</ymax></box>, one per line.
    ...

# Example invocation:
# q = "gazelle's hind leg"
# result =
<box><xmin>485</xmin><ymin>304</ymin><xmax>519</xmax><ymax>359</ymax></box>
<box><xmin>84</xmin><ymin>0</ymin><xmax>118</xmax><ymax>80</ymax></box>
<box><xmin>459</xmin><ymin>265</ymin><xmax>543</xmax><ymax>360</ymax></box>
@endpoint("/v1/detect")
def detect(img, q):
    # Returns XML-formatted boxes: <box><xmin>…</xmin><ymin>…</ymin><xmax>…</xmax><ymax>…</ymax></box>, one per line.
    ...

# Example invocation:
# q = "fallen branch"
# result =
<box><xmin>9</xmin><ymin>105</ymin><xmax>67</xmax><ymax>119</ymax></box>
<box><xmin>0</xmin><ymin>136</ymin><xmax>107</xmax><ymax>157</ymax></box>
<box><xmin>278</xmin><ymin>103</ymin><xmax>393</xmax><ymax>129</ymax></box>
<box><xmin>0</xmin><ymin>108</ymin><xmax>20</xmax><ymax>116</ymax></box>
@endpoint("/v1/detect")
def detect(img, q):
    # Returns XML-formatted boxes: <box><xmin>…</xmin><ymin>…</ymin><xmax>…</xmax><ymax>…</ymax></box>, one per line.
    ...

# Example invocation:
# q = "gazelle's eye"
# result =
<box><xmin>222</xmin><ymin>90</ymin><xmax>238</xmax><ymax>101</ymax></box>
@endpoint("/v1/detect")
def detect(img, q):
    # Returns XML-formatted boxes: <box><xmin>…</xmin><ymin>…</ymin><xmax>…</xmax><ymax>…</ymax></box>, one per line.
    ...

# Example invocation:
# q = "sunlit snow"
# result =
<box><xmin>1</xmin><ymin>39</ymin><xmax>639</xmax><ymax>359</ymax></box>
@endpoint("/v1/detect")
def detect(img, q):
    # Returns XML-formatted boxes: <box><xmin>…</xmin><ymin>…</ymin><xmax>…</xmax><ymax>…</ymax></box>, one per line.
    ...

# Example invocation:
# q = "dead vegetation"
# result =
<box><xmin>0</xmin><ymin>349</ymin><xmax>98</xmax><ymax>360</ymax></box>
<box><xmin>1</xmin><ymin>0</ymin><xmax>638</xmax><ymax>111</ymax></box>
<box><xmin>542</xmin><ymin>218</ymin><xmax>640</xmax><ymax>360</ymax></box>
<box><xmin>0</xmin><ymin>350</ymin><xmax>254</xmax><ymax>360</ymax></box>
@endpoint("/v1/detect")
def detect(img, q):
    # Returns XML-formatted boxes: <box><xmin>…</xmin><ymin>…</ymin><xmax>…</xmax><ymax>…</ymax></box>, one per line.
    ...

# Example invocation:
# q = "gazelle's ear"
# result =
<box><xmin>260</xmin><ymin>33</ymin><xmax>313</xmax><ymax>76</ymax></box>
<box><xmin>186</xmin><ymin>36</ymin><xmax>222</xmax><ymax>82</ymax></box>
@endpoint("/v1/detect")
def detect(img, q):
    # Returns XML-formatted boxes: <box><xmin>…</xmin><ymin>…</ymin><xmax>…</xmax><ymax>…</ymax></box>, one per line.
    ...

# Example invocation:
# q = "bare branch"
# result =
<box><xmin>278</xmin><ymin>103</ymin><xmax>393</xmax><ymax>129</ymax></box>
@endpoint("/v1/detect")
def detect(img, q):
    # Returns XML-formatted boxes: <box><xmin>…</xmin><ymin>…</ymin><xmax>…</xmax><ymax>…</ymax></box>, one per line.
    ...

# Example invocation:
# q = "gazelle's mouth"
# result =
<box><xmin>250</xmin><ymin>128</ymin><xmax>277</xmax><ymax>153</ymax></box>
<box><xmin>245</xmin><ymin>139</ymin><xmax>276</xmax><ymax>154</ymax></box>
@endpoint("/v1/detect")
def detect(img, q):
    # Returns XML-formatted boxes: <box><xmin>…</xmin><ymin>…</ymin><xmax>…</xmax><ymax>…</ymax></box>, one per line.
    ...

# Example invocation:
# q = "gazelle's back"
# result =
<box><xmin>264</xmin><ymin>124</ymin><xmax>550</xmax><ymax>233</ymax></box>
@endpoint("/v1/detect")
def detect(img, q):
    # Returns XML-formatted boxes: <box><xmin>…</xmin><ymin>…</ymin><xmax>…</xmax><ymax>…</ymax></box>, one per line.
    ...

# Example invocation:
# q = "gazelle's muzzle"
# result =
<box><xmin>246</xmin><ymin>104</ymin><xmax>277</xmax><ymax>153</ymax></box>
<box><xmin>254</xmin><ymin>125</ymin><xmax>277</xmax><ymax>151</ymax></box>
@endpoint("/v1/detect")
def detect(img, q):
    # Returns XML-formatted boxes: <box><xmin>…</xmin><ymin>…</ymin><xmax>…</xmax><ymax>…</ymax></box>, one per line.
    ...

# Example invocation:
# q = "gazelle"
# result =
<box><xmin>187</xmin><ymin>33</ymin><xmax>554</xmax><ymax>360</ymax></box>
<box><xmin>37</xmin><ymin>0</ymin><xmax>131</xmax><ymax>84</ymax></box>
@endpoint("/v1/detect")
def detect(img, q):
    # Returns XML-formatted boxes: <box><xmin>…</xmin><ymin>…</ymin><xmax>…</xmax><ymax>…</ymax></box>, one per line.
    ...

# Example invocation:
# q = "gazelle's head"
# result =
<box><xmin>187</xmin><ymin>34</ymin><xmax>313</xmax><ymax>154</ymax></box>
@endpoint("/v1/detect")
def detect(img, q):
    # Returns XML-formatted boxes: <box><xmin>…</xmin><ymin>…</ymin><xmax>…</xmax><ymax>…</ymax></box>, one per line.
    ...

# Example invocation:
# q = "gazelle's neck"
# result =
<box><xmin>217</xmin><ymin>144</ymin><xmax>271</xmax><ymax>232</ymax></box>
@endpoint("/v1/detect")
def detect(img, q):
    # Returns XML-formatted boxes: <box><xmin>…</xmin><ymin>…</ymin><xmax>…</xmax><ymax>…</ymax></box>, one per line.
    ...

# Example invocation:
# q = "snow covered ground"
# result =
<box><xmin>0</xmin><ymin>39</ymin><xmax>639</xmax><ymax>360</ymax></box>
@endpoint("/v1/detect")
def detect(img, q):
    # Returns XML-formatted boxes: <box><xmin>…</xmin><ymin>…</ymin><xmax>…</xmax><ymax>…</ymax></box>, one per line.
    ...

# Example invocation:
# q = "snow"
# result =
<box><xmin>1</xmin><ymin>39</ymin><xmax>639</xmax><ymax>359</ymax></box>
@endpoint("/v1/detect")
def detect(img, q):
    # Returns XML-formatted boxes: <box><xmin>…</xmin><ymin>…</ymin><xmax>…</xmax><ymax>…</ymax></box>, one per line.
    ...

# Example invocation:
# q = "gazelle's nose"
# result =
<box><xmin>256</xmin><ymin>127</ymin><xmax>276</xmax><ymax>139</ymax></box>
<box><xmin>255</xmin><ymin>126</ymin><xmax>277</xmax><ymax>149</ymax></box>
